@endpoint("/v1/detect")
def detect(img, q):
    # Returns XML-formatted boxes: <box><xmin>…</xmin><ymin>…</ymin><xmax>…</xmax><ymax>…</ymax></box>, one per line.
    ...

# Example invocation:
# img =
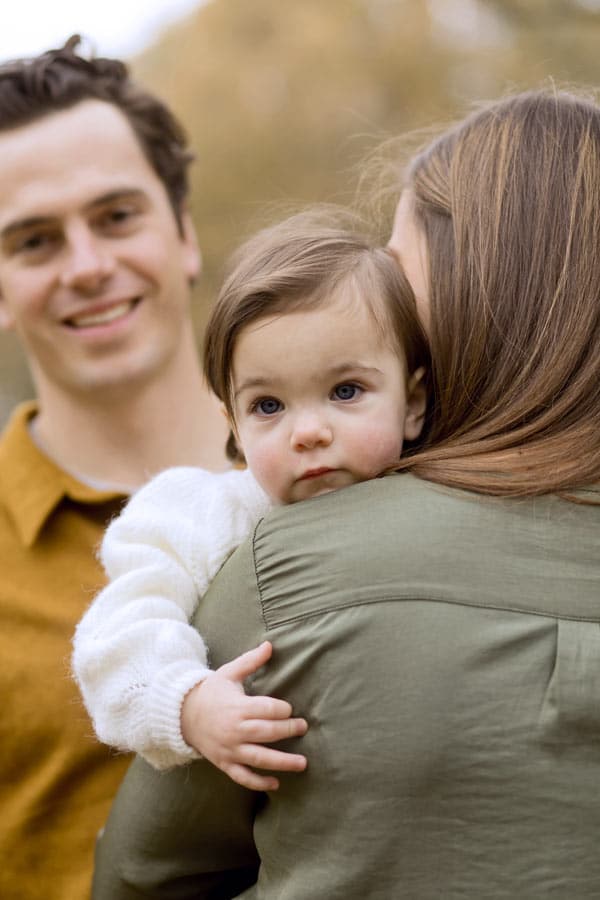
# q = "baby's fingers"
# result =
<box><xmin>224</xmin><ymin>762</ymin><xmax>280</xmax><ymax>793</ymax></box>
<box><xmin>237</xmin><ymin>744</ymin><xmax>307</xmax><ymax>774</ymax></box>
<box><xmin>218</xmin><ymin>641</ymin><xmax>273</xmax><ymax>683</ymax></box>
<box><xmin>241</xmin><ymin>694</ymin><xmax>295</xmax><ymax>721</ymax></box>
<box><xmin>241</xmin><ymin>716</ymin><xmax>308</xmax><ymax>744</ymax></box>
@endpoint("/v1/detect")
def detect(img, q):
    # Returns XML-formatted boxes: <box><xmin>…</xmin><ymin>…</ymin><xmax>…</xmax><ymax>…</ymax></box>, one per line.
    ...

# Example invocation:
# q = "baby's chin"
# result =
<box><xmin>284</xmin><ymin>471</ymin><xmax>362</xmax><ymax>504</ymax></box>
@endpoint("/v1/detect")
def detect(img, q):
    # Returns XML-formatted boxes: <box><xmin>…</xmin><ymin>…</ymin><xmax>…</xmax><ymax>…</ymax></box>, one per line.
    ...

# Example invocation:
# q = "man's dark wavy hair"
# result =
<box><xmin>0</xmin><ymin>35</ymin><xmax>193</xmax><ymax>226</ymax></box>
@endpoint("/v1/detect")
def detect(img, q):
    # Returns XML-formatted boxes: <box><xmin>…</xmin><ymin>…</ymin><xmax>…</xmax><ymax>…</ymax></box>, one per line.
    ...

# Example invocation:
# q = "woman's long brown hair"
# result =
<box><xmin>399</xmin><ymin>89</ymin><xmax>600</xmax><ymax>499</ymax></box>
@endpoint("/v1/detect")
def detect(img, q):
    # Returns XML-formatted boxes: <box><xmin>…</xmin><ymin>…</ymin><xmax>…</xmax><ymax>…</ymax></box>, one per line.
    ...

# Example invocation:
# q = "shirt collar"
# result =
<box><xmin>0</xmin><ymin>402</ymin><xmax>126</xmax><ymax>548</ymax></box>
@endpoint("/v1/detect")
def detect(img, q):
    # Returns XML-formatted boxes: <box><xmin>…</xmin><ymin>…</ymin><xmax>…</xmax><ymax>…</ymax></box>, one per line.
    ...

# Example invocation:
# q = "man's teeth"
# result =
<box><xmin>72</xmin><ymin>301</ymin><xmax>133</xmax><ymax>327</ymax></box>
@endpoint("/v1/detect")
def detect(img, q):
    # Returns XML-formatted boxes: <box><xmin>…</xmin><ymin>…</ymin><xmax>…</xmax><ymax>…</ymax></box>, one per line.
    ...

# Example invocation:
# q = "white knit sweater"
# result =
<box><xmin>72</xmin><ymin>466</ymin><xmax>272</xmax><ymax>770</ymax></box>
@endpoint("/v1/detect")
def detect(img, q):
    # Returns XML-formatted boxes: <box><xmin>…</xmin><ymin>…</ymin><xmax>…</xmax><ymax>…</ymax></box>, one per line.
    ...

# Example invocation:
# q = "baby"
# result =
<box><xmin>72</xmin><ymin>210</ymin><xmax>429</xmax><ymax>791</ymax></box>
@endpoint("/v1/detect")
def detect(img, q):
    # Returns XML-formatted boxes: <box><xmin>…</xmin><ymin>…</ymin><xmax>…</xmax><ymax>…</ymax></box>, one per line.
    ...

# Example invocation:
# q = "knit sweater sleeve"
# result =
<box><xmin>72</xmin><ymin>466</ymin><xmax>272</xmax><ymax>770</ymax></box>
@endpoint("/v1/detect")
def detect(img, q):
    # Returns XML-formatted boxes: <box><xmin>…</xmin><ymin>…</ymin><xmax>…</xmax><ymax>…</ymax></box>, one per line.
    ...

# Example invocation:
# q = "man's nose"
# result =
<box><xmin>59</xmin><ymin>227</ymin><xmax>115</xmax><ymax>292</ymax></box>
<box><xmin>290</xmin><ymin>411</ymin><xmax>333</xmax><ymax>451</ymax></box>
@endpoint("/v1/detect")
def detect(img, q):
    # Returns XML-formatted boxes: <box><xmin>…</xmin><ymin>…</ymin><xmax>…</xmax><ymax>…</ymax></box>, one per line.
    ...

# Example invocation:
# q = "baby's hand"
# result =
<box><xmin>181</xmin><ymin>641</ymin><xmax>308</xmax><ymax>791</ymax></box>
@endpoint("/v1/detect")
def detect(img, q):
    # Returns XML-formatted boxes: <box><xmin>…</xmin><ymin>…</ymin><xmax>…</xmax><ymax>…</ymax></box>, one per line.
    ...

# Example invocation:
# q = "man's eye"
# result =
<box><xmin>18</xmin><ymin>233</ymin><xmax>54</xmax><ymax>253</ymax></box>
<box><xmin>99</xmin><ymin>206</ymin><xmax>139</xmax><ymax>229</ymax></box>
<box><xmin>333</xmin><ymin>383</ymin><xmax>361</xmax><ymax>401</ymax></box>
<box><xmin>110</xmin><ymin>207</ymin><xmax>133</xmax><ymax>222</ymax></box>
<box><xmin>5</xmin><ymin>231</ymin><xmax>59</xmax><ymax>260</ymax></box>
<box><xmin>253</xmin><ymin>397</ymin><xmax>282</xmax><ymax>416</ymax></box>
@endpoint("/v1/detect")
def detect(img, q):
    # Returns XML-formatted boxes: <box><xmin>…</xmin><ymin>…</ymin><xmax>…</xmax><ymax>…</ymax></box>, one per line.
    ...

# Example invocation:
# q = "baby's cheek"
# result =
<box><xmin>245</xmin><ymin>444</ymin><xmax>288</xmax><ymax>502</ymax></box>
<box><xmin>355</xmin><ymin>425</ymin><xmax>404</xmax><ymax>473</ymax></box>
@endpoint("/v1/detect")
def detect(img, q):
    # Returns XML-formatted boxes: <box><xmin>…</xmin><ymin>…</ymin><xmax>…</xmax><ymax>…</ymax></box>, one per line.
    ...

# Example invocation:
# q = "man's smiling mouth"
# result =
<box><xmin>66</xmin><ymin>300</ymin><xmax>139</xmax><ymax>328</ymax></box>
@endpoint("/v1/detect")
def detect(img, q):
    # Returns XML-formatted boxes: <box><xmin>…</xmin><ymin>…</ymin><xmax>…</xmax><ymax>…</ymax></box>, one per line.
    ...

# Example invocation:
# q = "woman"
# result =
<box><xmin>92</xmin><ymin>90</ymin><xmax>600</xmax><ymax>899</ymax></box>
<box><xmin>390</xmin><ymin>88</ymin><xmax>599</xmax><ymax>497</ymax></box>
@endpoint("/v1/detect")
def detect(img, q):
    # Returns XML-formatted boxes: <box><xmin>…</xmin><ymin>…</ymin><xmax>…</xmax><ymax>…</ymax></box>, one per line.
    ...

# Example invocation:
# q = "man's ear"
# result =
<box><xmin>0</xmin><ymin>300</ymin><xmax>15</xmax><ymax>331</ymax></box>
<box><xmin>404</xmin><ymin>366</ymin><xmax>428</xmax><ymax>441</ymax></box>
<box><xmin>179</xmin><ymin>207</ymin><xmax>202</xmax><ymax>284</ymax></box>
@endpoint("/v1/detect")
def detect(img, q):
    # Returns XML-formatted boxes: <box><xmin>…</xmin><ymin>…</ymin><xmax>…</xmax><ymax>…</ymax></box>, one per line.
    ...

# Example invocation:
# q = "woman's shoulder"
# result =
<box><xmin>254</xmin><ymin>472</ymin><xmax>599</xmax><ymax>620</ymax></box>
<box><xmin>262</xmin><ymin>471</ymin><xmax>600</xmax><ymax>533</ymax></box>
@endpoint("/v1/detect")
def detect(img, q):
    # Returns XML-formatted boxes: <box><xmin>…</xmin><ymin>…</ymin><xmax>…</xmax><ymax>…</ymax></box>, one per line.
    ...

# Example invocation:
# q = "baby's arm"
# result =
<box><xmin>72</xmin><ymin>466</ymin><xmax>273</xmax><ymax>770</ymax></box>
<box><xmin>182</xmin><ymin>641</ymin><xmax>307</xmax><ymax>791</ymax></box>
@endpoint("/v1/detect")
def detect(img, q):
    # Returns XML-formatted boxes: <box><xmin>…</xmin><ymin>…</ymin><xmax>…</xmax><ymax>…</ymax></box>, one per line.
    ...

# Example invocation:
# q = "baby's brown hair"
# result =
<box><xmin>203</xmin><ymin>209</ymin><xmax>430</xmax><ymax>461</ymax></box>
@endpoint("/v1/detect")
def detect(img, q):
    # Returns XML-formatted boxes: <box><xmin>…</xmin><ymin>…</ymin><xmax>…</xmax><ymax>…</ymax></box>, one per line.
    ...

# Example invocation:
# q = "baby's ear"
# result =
<box><xmin>222</xmin><ymin>405</ymin><xmax>246</xmax><ymax>466</ymax></box>
<box><xmin>404</xmin><ymin>367</ymin><xmax>428</xmax><ymax>441</ymax></box>
<box><xmin>225</xmin><ymin>431</ymin><xmax>245</xmax><ymax>464</ymax></box>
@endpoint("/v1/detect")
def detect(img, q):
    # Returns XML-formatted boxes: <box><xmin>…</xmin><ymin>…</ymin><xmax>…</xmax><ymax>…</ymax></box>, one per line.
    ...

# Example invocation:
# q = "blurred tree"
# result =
<box><xmin>2</xmin><ymin>0</ymin><xmax>600</xmax><ymax>421</ymax></box>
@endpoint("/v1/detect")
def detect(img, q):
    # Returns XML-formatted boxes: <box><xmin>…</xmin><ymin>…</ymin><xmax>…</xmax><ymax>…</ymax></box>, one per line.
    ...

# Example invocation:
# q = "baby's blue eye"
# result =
<box><xmin>256</xmin><ymin>397</ymin><xmax>282</xmax><ymax>416</ymax></box>
<box><xmin>333</xmin><ymin>383</ymin><xmax>359</xmax><ymax>401</ymax></box>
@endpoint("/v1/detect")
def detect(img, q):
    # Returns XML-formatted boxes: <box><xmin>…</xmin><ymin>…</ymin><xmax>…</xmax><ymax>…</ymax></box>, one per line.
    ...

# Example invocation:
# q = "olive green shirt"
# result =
<box><xmin>93</xmin><ymin>474</ymin><xmax>600</xmax><ymax>899</ymax></box>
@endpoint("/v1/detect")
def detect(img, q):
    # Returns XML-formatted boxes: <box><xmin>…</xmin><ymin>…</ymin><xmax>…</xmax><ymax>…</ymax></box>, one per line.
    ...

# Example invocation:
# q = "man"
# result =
<box><xmin>0</xmin><ymin>36</ymin><xmax>227</xmax><ymax>900</ymax></box>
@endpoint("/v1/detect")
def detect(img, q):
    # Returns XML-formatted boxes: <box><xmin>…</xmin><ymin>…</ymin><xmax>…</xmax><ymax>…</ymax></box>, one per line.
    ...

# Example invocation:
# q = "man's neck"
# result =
<box><xmin>32</xmin><ymin>345</ymin><xmax>229</xmax><ymax>489</ymax></box>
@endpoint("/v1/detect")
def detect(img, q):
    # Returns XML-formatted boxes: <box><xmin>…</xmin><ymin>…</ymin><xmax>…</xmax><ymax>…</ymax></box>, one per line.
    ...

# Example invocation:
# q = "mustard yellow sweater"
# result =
<box><xmin>0</xmin><ymin>403</ymin><xmax>131</xmax><ymax>900</ymax></box>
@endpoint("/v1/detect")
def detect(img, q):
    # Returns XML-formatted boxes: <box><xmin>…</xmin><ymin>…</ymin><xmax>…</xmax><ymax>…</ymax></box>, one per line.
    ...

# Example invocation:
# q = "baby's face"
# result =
<box><xmin>230</xmin><ymin>294</ymin><xmax>425</xmax><ymax>504</ymax></box>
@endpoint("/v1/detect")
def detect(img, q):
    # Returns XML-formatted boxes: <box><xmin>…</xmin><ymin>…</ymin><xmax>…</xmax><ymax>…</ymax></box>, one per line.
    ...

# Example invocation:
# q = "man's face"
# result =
<box><xmin>0</xmin><ymin>100</ymin><xmax>200</xmax><ymax>400</ymax></box>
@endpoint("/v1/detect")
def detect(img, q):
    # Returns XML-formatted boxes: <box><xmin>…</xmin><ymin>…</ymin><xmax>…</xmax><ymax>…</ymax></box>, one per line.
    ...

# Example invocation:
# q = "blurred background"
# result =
<box><xmin>2</xmin><ymin>0</ymin><xmax>600</xmax><ymax>422</ymax></box>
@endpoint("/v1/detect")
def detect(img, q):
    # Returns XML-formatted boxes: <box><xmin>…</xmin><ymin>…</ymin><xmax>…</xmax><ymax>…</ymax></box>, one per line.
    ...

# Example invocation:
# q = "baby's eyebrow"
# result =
<box><xmin>326</xmin><ymin>363</ymin><xmax>382</xmax><ymax>377</ymax></box>
<box><xmin>233</xmin><ymin>364</ymin><xmax>384</xmax><ymax>399</ymax></box>
<box><xmin>233</xmin><ymin>377</ymin><xmax>272</xmax><ymax>400</ymax></box>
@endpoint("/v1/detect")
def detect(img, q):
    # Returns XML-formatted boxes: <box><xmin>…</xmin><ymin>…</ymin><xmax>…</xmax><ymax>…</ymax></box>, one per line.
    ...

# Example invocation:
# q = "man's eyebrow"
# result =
<box><xmin>86</xmin><ymin>188</ymin><xmax>148</xmax><ymax>210</ymax></box>
<box><xmin>1</xmin><ymin>189</ymin><xmax>148</xmax><ymax>241</ymax></box>
<box><xmin>1</xmin><ymin>215</ymin><xmax>54</xmax><ymax>242</ymax></box>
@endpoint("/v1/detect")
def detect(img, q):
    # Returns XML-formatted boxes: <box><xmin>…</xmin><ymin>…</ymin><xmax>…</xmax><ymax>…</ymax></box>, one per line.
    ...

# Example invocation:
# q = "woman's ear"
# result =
<box><xmin>404</xmin><ymin>367</ymin><xmax>428</xmax><ymax>441</ymax></box>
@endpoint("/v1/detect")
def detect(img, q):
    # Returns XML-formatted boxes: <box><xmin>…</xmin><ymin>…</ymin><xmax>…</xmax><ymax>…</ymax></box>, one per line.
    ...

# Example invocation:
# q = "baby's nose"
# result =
<box><xmin>290</xmin><ymin>413</ymin><xmax>333</xmax><ymax>451</ymax></box>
